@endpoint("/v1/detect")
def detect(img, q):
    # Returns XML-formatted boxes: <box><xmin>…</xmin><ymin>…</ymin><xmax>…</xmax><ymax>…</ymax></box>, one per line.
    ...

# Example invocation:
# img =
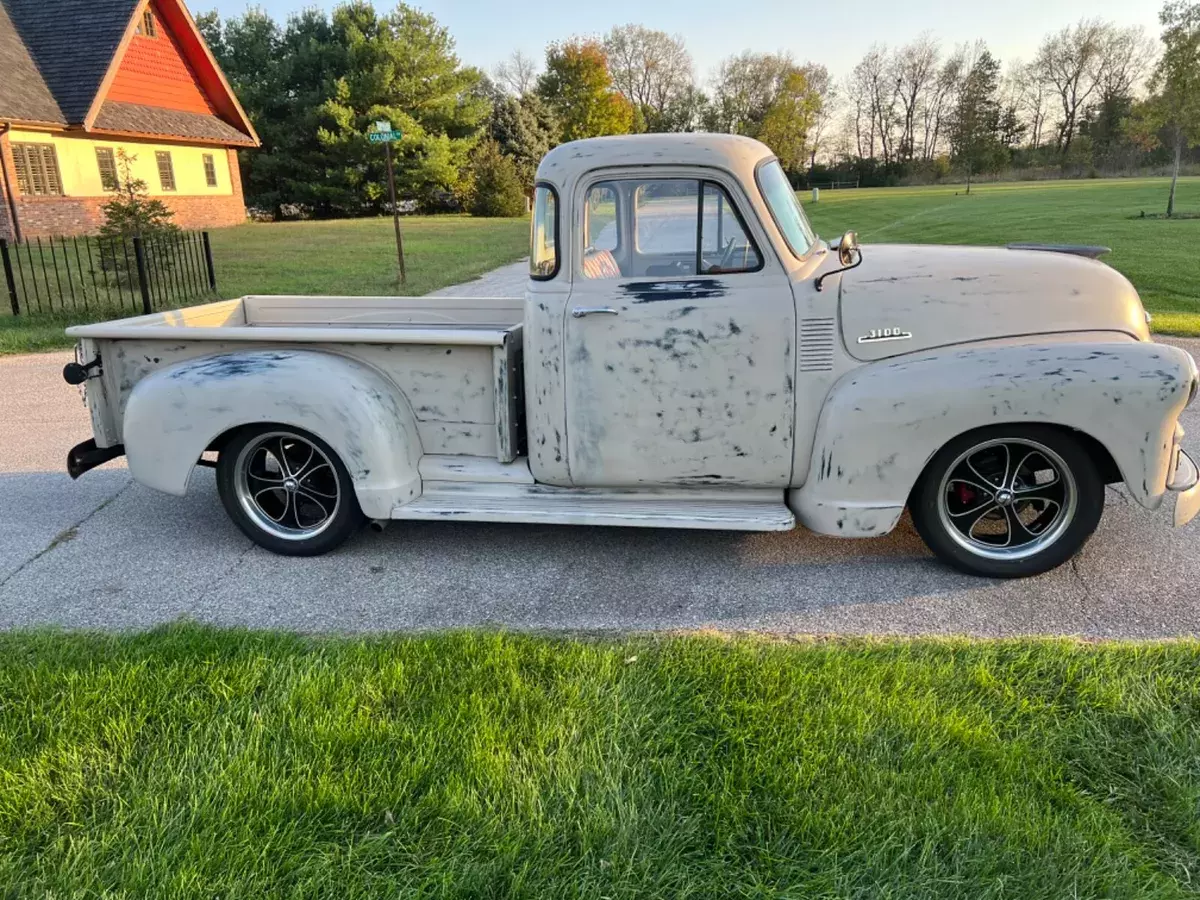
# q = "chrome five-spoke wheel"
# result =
<box><xmin>234</xmin><ymin>432</ymin><xmax>341</xmax><ymax>540</ymax></box>
<box><xmin>937</xmin><ymin>438</ymin><xmax>1077</xmax><ymax>561</ymax></box>
<box><xmin>217</xmin><ymin>425</ymin><xmax>362</xmax><ymax>556</ymax></box>
<box><xmin>911</xmin><ymin>425</ymin><xmax>1104</xmax><ymax>578</ymax></box>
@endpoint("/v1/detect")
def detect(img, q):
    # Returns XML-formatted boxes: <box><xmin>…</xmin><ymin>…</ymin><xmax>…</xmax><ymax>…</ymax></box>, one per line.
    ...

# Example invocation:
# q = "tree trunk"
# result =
<box><xmin>1167</xmin><ymin>130</ymin><xmax>1182</xmax><ymax>218</ymax></box>
<box><xmin>966</xmin><ymin>168</ymin><xmax>972</xmax><ymax>195</ymax></box>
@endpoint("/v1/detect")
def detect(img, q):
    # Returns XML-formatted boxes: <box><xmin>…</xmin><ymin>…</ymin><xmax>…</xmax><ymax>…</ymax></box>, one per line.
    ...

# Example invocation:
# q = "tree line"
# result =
<box><xmin>198</xmin><ymin>2</ymin><xmax>1200</xmax><ymax>218</ymax></box>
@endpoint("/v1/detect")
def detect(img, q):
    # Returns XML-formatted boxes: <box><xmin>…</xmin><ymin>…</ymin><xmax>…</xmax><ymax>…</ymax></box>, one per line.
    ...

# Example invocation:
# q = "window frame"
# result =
<box><xmin>583</xmin><ymin>181</ymin><xmax>622</xmax><ymax>257</ymax></box>
<box><xmin>697</xmin><ymin>179</ymin><xmax>765</xmax><ymax>276</ymax></box>
<box><xmin>753</xmin><ymin>156</ymin><xmax>818</xmax><ymax>261</ymax></box>
<box><xmin>95</xmin><ymin>147</ymin><xmax>119</xmax><ymax>192</ymax></box>
<box><xmin>529</xmin><ymin>181</ymin><xmax>560</xmax><ymax>282</ymax></box>
<box><xmin>12</xmin><ymin>142</ymin><xmax>64</xmax><ymax>197</ymax></box>
<box><xmin>202</xmin><ymin>153</ymin><xmax>218</xmax><ymax>188</ymax></box>
<box><xmin>140</xmin><ymin>9</ymin><xmax>157</xmax><ymax>37</ymax></box>
<box><xmin>577</xmin><ymin>172</ymin><xmax>766</xmax><ymax>281</ymax></box>
<box><xmin>155</xmin><ymin>150</ymin><xmax>176</xmax><ymax>192</ymax></box>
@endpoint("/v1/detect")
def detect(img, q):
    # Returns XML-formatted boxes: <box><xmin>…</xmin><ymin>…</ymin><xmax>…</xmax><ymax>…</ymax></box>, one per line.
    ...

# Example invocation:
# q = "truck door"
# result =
<box><xmin>564</xmin><ymin>174</ymin><xmax>795</xmax><ymax>487</ymax></box>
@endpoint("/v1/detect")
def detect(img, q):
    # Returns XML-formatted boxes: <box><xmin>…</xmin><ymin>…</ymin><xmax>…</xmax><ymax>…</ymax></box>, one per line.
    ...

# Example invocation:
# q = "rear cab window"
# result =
<box><xmin>530</xmin><ymin>184</ymin><xmax>558</xmax><ymax>279</ymax></box>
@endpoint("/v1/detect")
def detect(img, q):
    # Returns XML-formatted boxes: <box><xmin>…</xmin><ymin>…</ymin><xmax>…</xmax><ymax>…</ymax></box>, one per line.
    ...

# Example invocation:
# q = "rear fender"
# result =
<box><xmin>122</xmin><ymin>349</ymin><xmax>422</xmax><ymax>518</ymax></box>
<box><xmin>790</xmin><ymin>339</ymin><xmax>1197</xmax><ymax>537</ymax></box>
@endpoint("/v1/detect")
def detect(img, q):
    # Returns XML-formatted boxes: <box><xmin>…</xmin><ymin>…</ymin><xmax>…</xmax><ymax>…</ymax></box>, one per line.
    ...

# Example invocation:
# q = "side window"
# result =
<box><xmin>633</xmin><ymin>180</ymin><xmax>699</xmax><ymax>263</ymax></box>
<box><xmin>580</xmin><ymin>177</ymin><xmax>762</xmax><ymax>280</ymax></box>
<box><xmin>700</xmin><ymin>182</ymin><xmax>761</xmax><ymax>274</ymax></box>
<box><xmin>530</xmin><ymin>184</ymin><xmax>558</xmax><ymax>279</ymax></box>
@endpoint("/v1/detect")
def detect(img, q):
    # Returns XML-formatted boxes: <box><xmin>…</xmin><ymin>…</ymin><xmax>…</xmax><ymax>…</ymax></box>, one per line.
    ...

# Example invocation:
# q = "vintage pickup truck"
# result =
<box><xmin>63</xmin><ymin>133</ymin><xmax>1199</xmax><ymax>578</ymax></box>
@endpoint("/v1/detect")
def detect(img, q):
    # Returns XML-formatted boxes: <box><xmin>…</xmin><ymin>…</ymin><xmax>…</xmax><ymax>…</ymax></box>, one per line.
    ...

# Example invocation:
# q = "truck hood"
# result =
<box><xmin>838</xmin><ymin>244</ymin><xmax>1150</xmax><ymax>361</ymax></box>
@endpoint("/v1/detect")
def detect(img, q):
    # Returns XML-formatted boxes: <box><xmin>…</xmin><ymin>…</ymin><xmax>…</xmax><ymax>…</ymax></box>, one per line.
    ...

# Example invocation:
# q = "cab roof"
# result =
<box><xmin>535</xmin><ymin>132</ymin><xmax>776</xmax><ymax>190</ymax></box>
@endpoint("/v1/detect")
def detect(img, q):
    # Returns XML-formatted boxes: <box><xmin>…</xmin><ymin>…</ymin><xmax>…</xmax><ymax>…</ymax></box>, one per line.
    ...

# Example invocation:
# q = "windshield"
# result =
<box><xmin>756</xmin><ymin>159</ymin><xmax>816</xmax><ymax>258</ymax></box>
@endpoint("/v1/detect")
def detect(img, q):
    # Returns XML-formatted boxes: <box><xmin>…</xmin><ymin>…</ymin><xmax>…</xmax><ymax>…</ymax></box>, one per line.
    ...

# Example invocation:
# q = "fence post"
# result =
<box><xmin>133</xmin><ymin>235</ymin><xmax>152</xmax><ymax>315</ymax></box>
<box><xmin>1</xmin><ymin>239</ymin><xmax>18</xmax><ymax>316</ymax></box>
<box><xmin>201</xmin><ymin>231</ymin><xmax>217</xmax><ymax>292</ymax></box>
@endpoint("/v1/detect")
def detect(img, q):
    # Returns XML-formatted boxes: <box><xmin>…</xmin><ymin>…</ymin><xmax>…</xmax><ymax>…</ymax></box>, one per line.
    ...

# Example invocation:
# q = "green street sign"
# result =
<box><xmin>369</xmin><ymin>120</ymin><xmax>402</xmax><ymax>143</ymax></box>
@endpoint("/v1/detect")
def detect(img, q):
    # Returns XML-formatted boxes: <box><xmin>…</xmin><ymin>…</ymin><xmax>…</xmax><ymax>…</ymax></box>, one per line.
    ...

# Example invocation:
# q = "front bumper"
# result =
<box><xmin>1169</xmin><ymin>448</ymin><xmax>1200</xmax><ymax>527</ymax></box>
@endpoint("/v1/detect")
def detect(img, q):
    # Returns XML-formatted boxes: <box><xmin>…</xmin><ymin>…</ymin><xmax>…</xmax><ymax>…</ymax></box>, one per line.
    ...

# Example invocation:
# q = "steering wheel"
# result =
<box><xmin>702</xmin><ymin>237</ymin><xmax>738</xmax><ymax>274</ymax></box>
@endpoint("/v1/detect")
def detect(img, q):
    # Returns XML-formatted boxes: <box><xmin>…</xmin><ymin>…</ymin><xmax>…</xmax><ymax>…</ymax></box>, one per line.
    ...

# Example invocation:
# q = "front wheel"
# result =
<box><xmin>910</xmin><ymin>425</ymin><xmax>1105</xmax><ymax>578</ymax></box>
<box><xmin>216</xmin><ymin>425</ymin><xmax>363</xmax><ymax>556</ymax></box>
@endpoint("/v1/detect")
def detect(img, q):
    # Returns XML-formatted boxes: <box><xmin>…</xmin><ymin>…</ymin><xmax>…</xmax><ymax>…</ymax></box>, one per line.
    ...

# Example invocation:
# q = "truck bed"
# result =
<box><xmin>67</xmin><ymin>294</ymin><xmax>524</xmax><ymax>346</ymax></box>
<box><xmin>67</xmin><ymin>295</ymin><xmax>527</xmax><ymax>463</ymax></box>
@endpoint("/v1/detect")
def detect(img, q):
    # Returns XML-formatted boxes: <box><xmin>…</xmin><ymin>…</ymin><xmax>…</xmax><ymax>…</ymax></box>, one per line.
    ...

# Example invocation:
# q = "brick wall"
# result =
<box><xmin>1</xmin><ymin>142</ymin><xmax>248</xmax><ymax>239</ymax></box>
<box><xmin>0</xmin><ymin>131</ymin><xmax>16</xmax><ymax>242</ymax></box>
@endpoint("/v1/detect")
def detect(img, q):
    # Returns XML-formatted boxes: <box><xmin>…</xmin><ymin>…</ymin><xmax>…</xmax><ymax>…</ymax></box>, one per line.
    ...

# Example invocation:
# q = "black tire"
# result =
<box><xmin>909</xmin><ymin>424</ymin><xmax>1105</xmax><ymax>579</ymax></box>
<box><xmin>216</xmin><ymin>424</ymin><xmax>363</xmax><ymax>556</ymax></box>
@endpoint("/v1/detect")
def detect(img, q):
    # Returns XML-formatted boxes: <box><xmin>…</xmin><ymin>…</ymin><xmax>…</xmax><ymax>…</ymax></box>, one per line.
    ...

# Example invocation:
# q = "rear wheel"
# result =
<box><xmin>216</xmin><ymin>425</ymin><xmax>362</xmax><ymax>556</ymax></box>
<box><xmin>910</xmin><ymin>425</ymin><xmax>1104</xmax><ymax>578</ymax></box>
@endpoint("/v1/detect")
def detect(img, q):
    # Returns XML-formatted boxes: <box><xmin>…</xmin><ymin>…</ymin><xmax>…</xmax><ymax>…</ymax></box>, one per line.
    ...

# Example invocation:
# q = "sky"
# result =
<box><xmin>201</xmin><ymin>0</ymin><xmax>1165</xmax><ymax>82</ymax></box>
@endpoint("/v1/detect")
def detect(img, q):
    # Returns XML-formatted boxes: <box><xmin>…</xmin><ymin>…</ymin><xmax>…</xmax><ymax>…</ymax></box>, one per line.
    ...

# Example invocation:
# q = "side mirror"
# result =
<box><xmin>815</xmin><ymin>231</ymin><xmax>864</xmax><ymax>292</ymax></box>
<box><xmin>837</xmin><ymin>230</ymin><xmax>859</xmax><ymax>267</ymax></box>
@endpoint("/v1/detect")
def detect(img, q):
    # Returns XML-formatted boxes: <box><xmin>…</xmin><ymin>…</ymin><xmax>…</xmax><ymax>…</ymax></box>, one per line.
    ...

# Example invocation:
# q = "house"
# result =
<box><xmin>0</xmin><ymin>0</ymin><xmax>258</xmax><ymax>241</ymax></box>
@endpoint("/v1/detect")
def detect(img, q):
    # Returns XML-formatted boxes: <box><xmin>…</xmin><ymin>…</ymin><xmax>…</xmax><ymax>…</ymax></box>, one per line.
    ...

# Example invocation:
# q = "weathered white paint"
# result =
<box><xmin>791</xmin><ymin>338</ymin><xmax>1199</xmax><ymax>537</ymax></box>
<box><xmin>392</xmin><ymin>481</ymin><xmax>795</xmax><ymax>530</ymax></box>
<box><xmin>838</xmin><ymin>244</ymin><xmax>1150</xmax><ymax>361</ymax></box>
<box><xmin>67</xmin><ymin>133</ymin><xmax>1200</xmax><ymax>553</ymax></box>
<box><xmin>122</xmin><ymin>349</ymin><xmax>423</xmax><ymax>519</ymax></box>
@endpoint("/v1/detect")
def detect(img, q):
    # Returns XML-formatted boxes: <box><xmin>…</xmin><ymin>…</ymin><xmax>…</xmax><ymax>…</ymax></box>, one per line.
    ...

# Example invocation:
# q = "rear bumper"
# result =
<box><xmin>1169</xmin><ymin>448</ymin><xmax>1200</xmax><ymax>527</ymax></box>
<box><xmin>67</xmin><ymin>438</ymin><xmax>125</xmax><ymax>479</ymax></box>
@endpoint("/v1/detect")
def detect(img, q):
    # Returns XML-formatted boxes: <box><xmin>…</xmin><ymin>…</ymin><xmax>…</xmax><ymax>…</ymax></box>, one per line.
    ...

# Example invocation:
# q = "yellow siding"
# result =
<box><xmin>8</xmin><ymin>129</ymin><xmax>232</xmax><ymax>197</ymax></box>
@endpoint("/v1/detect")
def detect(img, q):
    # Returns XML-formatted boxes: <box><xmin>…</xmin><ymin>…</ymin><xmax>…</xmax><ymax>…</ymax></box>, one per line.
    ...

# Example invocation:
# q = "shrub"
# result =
<box><xmin>466</xmin><ymin>140</ymin><xmax>527</xmax><ymax>218</ymax></box>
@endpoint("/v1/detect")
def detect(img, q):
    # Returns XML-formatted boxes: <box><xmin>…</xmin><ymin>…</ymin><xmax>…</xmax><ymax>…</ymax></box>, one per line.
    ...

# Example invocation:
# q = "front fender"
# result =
<box><xmin>791</xmin><ymin>338</ymin><xmax>1197</xmax><ymax>537</ymax></box>
<box><xmin>123</xmin><ymin>350</ymin><xmax>422</xmax><ymax>518</ymax></box>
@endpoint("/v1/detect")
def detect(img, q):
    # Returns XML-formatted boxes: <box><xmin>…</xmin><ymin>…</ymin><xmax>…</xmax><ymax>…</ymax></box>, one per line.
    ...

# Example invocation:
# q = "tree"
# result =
<box><xmin>706</xmin><ymin>51</ymin><xmax>793</xmax><ymax>135</ymax></box>
<box><xmin>537</xmin><ymin>38</ymin><xmax>632</xmax><ymax>140</ymax></box>
<box><xmin>494</xmin><ymin>49</ymin><xmax>538</xmax><ymax>96</ymax></box>
<box><xmin>1035</xmin><ymin>20</ymin><xmax>1107</xmax><ymax>156</ymax></box>
<box><xmin>603</xmin><ymin>25</ymin><xmax>694</xmax><ymax>132</ymax></box>
<box><xmin>464</xmin><ymin>139</ymin><xmax>527</xmax><ymax>216</ymax></box>
<box><xmin>757</xmin><ymin>69</ymin><xmax>822</xmax><ymax>171</ymax></box>
<box><xmin>314</xmin><ymin>3</ymin><xmax>490</xmax><ymax>213</ymax></box>
<box><xmin>803</xmin><ymin>64</ymin><xmax>837</xmax><ymax>170</ymax></box>
<box><xmin>98</xmin><ymin>149</ymin><xmax>179</xmax><ymax>238</ymax></box>
<box><xmin>1138</xmin><ymin>1</ymin><xmax>1200</xmax><ymax>215</ymax></box>
<box><xmin>894</xmin><ymin>34</ymin><xmax>940</xmax><ymax>162</ymax></box>
<box><xmin>948</xmin><ymin>48</ymin><xmax>1008</xmax><ymax>192</ymax></box>
<box><xmin>486</xmin><ymin>91</ymin><xmax>558</xmax><ymax>188</ymax></box>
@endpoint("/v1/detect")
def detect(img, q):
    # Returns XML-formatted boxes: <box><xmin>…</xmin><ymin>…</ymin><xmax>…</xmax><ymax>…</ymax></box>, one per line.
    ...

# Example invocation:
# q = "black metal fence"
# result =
<box><xmin>1</xmin><ymin>230</ymin><xmax>217</xmax><ymax>317</ymax></box>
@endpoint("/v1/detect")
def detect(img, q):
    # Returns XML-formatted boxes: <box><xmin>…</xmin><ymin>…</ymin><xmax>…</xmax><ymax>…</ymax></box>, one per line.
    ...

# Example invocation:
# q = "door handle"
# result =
<box><xmin>571</xmin><ymin>306</ymin><xmax>619</xmax><ymax>318</ymax></box>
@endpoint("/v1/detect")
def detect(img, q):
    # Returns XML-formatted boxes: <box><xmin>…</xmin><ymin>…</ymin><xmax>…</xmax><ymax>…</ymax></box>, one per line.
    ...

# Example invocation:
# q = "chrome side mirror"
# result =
<box><xmin>837</xmin><ymin>230</ymin><xmax>859</xmax><ymax>267</ymax></box>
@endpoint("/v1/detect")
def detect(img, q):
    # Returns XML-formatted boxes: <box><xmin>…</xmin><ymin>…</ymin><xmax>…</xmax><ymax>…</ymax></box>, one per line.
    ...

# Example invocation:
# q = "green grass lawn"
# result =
<box><xmin>2</xmin><ymin>626</ymin><xmax>1198</xmax><ymax>898</ymax></box>
<box><xmin>803</xmin><ymin>176</ymin><xmax>1200</xmax><ymax>337</ymax></box>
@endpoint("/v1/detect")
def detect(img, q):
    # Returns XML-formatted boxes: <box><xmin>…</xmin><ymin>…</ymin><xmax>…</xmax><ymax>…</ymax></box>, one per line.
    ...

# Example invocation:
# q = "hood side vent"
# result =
<box><xmin>799</xmin><ymin>317</ymin><xmax>836</xmax><ymax>372</ymax></box>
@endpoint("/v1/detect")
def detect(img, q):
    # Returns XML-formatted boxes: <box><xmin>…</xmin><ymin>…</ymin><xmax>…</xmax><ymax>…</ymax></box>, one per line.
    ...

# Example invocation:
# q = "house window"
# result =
<box><xmin>155</xmin><ymin>151</ymin><xmax>176</xmax><ymax>191</ymax></box>
<box><xmin>11</xmin><ymin>143</ymin><xmax>64</xmax><ymax>196</ymax></box>
<box><xmin>96</xmin><ymin>147</ymin><xmax>120</xmax><ymax>192</ymax></box>
<box><xmin>138</xmin><ymin>9</ymin><xmax>157</xmax><ymax>36</ymax></box>
<box><xmin>202</xmin><ymin>153</ymin><xmax>218</xmax><ymax>187</ymax></box>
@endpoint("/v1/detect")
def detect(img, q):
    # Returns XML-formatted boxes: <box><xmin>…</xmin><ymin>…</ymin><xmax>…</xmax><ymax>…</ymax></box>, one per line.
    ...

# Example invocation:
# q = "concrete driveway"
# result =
<box><xmin>2</xmin><ymin>333</ymin><xmax>1199</xmax><ymax>637</ymax></box>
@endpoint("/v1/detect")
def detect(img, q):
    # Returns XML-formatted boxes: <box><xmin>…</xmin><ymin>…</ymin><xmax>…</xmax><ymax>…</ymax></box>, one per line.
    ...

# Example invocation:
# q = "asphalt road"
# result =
<box><xmin>2</xmin><ymin>334</ymin><xmax>1199</xmax><ymax>638</ymax></box>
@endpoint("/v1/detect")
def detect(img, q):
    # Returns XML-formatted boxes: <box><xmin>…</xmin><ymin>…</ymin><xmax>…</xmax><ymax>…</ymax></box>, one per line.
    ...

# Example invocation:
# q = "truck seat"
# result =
<box><xmin>581</xmin><ymin>249</ymin><xmax>622</xmax><ymax>280</ymax></box>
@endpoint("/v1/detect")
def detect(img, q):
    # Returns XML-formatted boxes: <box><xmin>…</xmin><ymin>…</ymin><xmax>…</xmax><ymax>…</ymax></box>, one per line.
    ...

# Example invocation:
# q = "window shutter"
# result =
<box><xmin>96</xmin><ymin>148</ymin><xmax>119</xmax><ymax>192</ymax></box>
<box><xmin>39</xmin><ymin>146</ymin><xmax>62</xmax><ymax>195</ymax></box>
<box><xmin>12</xmin><ymin>146</ymin><xmax>32</xmax><ymax>195</ymax></box>
<box><xmin>202</xmin><ymin>153</ymin><xmax>217</xmax><ymax>187</ymax></box>
<box><xmin>156</xmin><ymin>151</ymin><xmax>176</xmax><ymax>191</ymax></box>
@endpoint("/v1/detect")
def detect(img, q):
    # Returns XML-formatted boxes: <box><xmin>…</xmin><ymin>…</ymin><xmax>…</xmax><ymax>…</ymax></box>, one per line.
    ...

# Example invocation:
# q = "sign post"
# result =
<box><xmin>369</xmin><ymin>120</ymin><xmax>406</xmax><ymax>285</ymax></box>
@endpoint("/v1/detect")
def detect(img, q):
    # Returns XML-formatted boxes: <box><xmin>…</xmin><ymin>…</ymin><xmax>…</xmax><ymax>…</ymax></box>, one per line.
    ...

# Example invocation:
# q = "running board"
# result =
<box><xmin>392</xmin><ymin>482</ymin><xmax>795</xmax><ymax>530</ymax></box>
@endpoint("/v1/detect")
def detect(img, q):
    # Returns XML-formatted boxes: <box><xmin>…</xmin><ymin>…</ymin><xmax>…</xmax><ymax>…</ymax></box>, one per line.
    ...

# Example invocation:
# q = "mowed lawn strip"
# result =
<box><xmin>2</xmin><ymin>625</ymin><xmax>1199</xmax><ymax>899</ymax></box>
<box><xmin>0</xmin><ymin>215</ymin><xmax>530</xmax><ymax>355</ymax></box>
<box><xmin>804</xmin><ymin>176</ymin><xmax>1200</xmax><ymax>337</ymax></box>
